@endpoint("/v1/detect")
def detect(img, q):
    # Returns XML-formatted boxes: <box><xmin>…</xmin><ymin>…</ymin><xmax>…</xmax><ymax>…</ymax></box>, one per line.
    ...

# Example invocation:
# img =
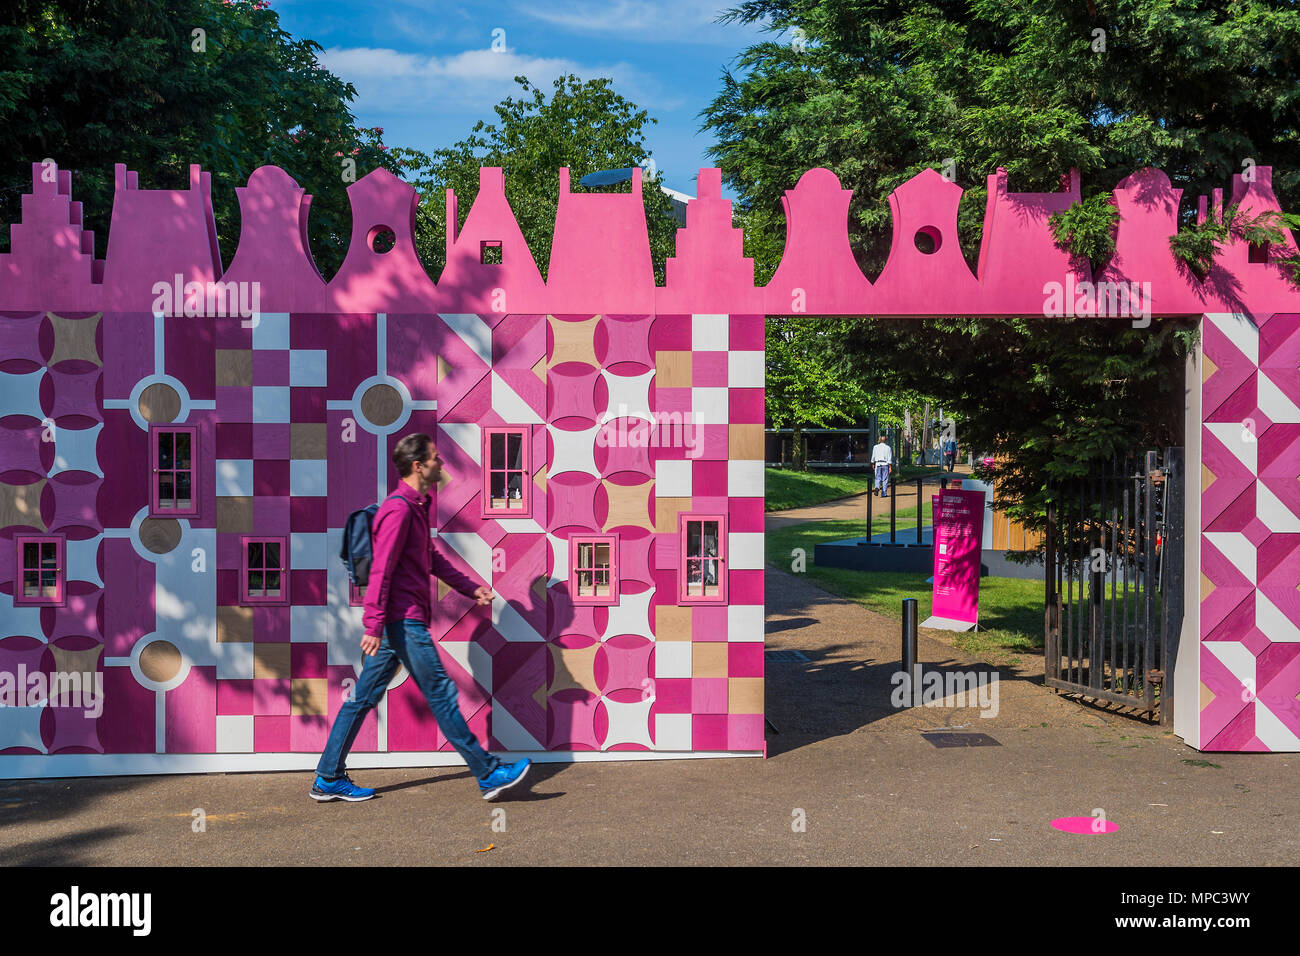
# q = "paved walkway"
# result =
<box><xmin>1</xmin><ymin>553</ymin><xmax>1293</xmax><ymax>865</ymax></box>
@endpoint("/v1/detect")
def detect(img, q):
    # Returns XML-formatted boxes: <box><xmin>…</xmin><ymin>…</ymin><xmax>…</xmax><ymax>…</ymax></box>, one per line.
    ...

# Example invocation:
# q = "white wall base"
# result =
<box><xmin>0</xmin><ymin>749</ymin><xmax>762</xmax><ymax>780</ymax></box>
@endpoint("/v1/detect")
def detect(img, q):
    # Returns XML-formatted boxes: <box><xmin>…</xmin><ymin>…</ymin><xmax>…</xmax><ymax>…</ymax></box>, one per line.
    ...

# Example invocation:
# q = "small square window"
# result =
<box><xmin>151</xmin><ymin>425</ymin><xmax>198</xmax><ymax>516</ymax></box>
<box><xmin>678</xmin><ymin>514</ymin><xmax>726</xmax><ymax>604</ymax></box>
<box><xmin>349</xmin><ymin>580</ymin><xmax>366</xmax><ymax>607</ymax></box>
<box><xmin>14</xmin><ymin>535</ymin><xmax>66</xmax><ymax>607</ymax></box>
<box><xmin>482</xmin><ymin>427</ymin><xmax>531</xmax><ymax>518</ymax></box>
<box><xmin>241</xmin><ymin>535</ymin><xmax>288</xmax><ymax>605</ymax></box>
<box><xmin>480</xmin><ymin>240</ymin><xmax>503</xmax><ymax>265</ymax></box>
<box><xmin>570</xmin><ymin>534</ymin><xmax>619</xmax><ymax>605</ymax></box>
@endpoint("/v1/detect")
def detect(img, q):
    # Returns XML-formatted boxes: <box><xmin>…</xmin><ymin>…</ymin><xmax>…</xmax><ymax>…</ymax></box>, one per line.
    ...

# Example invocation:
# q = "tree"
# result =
<box><xmin>393</xmin><ymin>74</ymin><xmax>678</xmax><ymax>283</ymax></box>
<box><xmin>765</xmin><ymin>315</ymin><xmax>868</xmax><ymax>469</ymax></box>
<box><xmin>700</xmin><ymin>0</ymin><xmax>1290</xmax><ymax>523</ymax></box>
<box><xmin>0</xmin><ymin>0</ymin><xmax>404</xmax><ymax>276</ymax></box>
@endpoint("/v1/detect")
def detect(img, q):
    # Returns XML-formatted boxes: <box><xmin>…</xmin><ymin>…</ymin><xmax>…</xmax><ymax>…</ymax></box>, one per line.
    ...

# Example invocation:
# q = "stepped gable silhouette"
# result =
<box><xmin>1</xmin><ymin>161</ymin><xmax>1298</xmax><ymax>314</ymax></box>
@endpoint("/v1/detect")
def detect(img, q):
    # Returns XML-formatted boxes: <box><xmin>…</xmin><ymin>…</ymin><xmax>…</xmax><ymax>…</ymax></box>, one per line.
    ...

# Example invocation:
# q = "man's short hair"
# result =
<box><xmin>393</xmin><ymin>433</ymin><xmax>434</xmax><ymax>477</ymax></box>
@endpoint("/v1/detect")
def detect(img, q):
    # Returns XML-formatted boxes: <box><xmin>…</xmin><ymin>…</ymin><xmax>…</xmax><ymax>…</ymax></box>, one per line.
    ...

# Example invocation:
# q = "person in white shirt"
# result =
<box><xmin>870</xmin><ymin>437</ymin><xmax>892</xmax><ymax>498</ymax></box>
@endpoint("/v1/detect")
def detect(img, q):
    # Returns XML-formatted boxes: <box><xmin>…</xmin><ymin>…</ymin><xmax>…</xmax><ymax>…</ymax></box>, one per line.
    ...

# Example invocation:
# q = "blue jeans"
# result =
<box><xmin>315</xmin><ymin>618</ymin><xmax>501</xmax><ymax>782</ymax></box>
<box><xmin>874</xmin><ymin>463</ymin><xmax>890</xmax><ymax>495</ymax></box>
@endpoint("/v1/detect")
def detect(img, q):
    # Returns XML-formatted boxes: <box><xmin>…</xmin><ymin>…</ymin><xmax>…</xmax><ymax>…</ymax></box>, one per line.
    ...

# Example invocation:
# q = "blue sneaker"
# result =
<box><xmin>310</xmin><ymin>774</ymin><xmax>375</xmax><ymax>802</ymax></box>
<box><xmin>479</xmin><ymin>759</ymin><xmax>531</xmax><ymax>800</ymax></box>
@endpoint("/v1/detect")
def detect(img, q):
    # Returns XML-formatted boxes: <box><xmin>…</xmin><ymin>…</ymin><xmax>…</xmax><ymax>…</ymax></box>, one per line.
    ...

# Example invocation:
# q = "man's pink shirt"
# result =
<box><xmin>362</xmin><ymin>480</ymin><xmax>482</xmax><ymax>636</ymax></box>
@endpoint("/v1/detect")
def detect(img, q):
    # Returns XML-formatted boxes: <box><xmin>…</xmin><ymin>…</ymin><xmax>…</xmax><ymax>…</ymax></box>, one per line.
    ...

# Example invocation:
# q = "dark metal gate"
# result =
<box><xmin>1044</xmin><ymin>448</ymin><xmax>1185</xmax><ymax>722</ymax></box>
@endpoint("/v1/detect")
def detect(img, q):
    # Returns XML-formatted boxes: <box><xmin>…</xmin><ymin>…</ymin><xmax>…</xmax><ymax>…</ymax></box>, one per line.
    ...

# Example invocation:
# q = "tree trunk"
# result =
<box><xmin>792</xmin><ymin>423</ymin><xmax>806</xmax><ymax>471</ymax></box>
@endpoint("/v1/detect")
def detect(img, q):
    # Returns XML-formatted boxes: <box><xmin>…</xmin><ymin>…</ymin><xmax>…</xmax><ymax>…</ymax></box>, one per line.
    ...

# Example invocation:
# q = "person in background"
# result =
<box><xmin>943</xmin><ymin>436</ymin><xmax>958</xmax><ymax>472</ymax></box>
<box><xmin>870</xmin><ymin>435</ymin><xmax>893</xmax><ymax>498</ymax></box>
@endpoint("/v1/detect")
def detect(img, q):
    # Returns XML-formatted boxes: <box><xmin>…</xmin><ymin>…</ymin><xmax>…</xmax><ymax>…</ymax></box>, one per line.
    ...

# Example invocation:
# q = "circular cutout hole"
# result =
<box><xmin>140</xmin><ymin>517</ymin><xmax>183</xmax><ymax>555</ymax></box>
<box><xmin>139</xmin><ymin>639</ymin><xmax>183</xmax><ymax>683</ymax></box>
<box><xmin>913</xmin><ymin>226</ymin><xmax>942</xmax><ymax>255</ymax></box>
<box><xmin>368</xmin><ymin>225</ymin><xmax>396</xmax><ymax>255</ymax></box>
<box><xmin>361</xmin><ymin>383</ymin><xmax>404</xmax><ymax>427</ymax></box>
<box><xmin>138</xmin><ymin>382</ymin><xmax>181</xmax><ymax>423</ymax></box>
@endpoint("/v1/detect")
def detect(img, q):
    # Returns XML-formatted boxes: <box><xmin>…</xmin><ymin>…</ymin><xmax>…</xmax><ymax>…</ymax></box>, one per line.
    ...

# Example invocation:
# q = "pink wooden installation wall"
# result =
<box><xmin>0</xmin><ymin>158</ymin><xmax>1297</xmax><ymax>776</ymax></box>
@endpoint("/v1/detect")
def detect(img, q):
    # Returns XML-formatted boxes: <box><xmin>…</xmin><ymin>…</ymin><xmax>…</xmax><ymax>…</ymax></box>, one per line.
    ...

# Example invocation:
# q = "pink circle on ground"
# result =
<box><xmin>1051</xmin><ymin>816</ymin><xmax>1118</xmax><ymax>834</ymax></box>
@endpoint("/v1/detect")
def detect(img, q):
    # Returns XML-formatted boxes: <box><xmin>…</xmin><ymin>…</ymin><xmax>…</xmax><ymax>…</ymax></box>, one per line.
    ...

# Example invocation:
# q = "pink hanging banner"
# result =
<box><xmin>924</xmin><ymin>488</ymin><xmax>985</xmax><ymax>631</ymax></box>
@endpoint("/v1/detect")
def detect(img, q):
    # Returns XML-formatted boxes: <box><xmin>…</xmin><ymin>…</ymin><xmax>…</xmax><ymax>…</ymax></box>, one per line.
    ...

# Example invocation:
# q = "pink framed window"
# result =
<box><xmin>14</xmin><ymin>535</ymin><xmax>66</xmax><ymax>606</ymax></box>
<box><xmin>151</xmin><ymin>425</ymin><xmax>198</xmax><ymax>516</ymax></box>
<box><xmin>349</xmin><ymin>580</ymin><xmax>366</xmax><ymax>607</ymax></box>
<box><xmin>570</xmin><ymin>534</ymin><xmax>619</xmax><ymax>605</ymax></box>
<box><xmin>241</xmin><ymin>536</ymin><xmax>288</xmax><ymax>605</ymax></box>
<box><xmin>678</xmin><ymin>514</ymin><xmax>726</xmax><ymax>604</ymax></box>
<box><xmin>482</xmin><ymin>426</ymin><xmax>531</xmax><ymax>517</ymax></box>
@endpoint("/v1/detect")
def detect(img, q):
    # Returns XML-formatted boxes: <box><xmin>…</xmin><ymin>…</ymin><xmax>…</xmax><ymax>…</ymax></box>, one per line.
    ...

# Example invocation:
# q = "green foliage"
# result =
<box><xmin>394</xmin><ymin>74</ymin><xmax>677</xmax><ymax>283</ymax></box>
<box><xmin>1048</xmin><ymin>195</ymin><xmax>1118</xmax><ymax>274</ymax></box>
<box><xmin>0</xmin><ymin>0</ymin><xmax>406</xmax><ymax>276</ymax></box>
<box><xmin>766</xmin><ymin>315</ymin><xmax>870</xmax><ymax>468</ymax></box>
<box><xmin>763</xmin><ymin>468</ymin><xmax>874</xmax><ymax>511</ymax></box>
<box><xmin>704</xmin><ymin>0</ymin><xmax>1300</xmax><ymax>526</ymax></box>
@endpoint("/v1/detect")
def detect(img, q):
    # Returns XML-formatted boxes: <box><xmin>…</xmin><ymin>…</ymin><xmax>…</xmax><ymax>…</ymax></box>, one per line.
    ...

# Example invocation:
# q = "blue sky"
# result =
<box><xmin>272</xmin><ymin>0</ymin><xmax>773</xmax><ymax>198</ymax></box>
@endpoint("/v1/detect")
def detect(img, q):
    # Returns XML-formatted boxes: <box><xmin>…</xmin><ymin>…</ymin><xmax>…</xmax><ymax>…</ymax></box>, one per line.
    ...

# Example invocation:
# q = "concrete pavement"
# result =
<box><xmin>1</xmin><ymin>554</ymin><xmax>1294</xmax><ymax>866</ymax></box>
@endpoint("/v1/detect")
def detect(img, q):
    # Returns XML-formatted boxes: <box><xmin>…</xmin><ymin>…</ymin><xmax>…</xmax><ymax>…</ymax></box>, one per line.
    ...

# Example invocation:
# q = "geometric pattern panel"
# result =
<box><xmin>1201</xmin><ymin>312</ymin><xmax>1300</xmax><ymax>751</ymax></box>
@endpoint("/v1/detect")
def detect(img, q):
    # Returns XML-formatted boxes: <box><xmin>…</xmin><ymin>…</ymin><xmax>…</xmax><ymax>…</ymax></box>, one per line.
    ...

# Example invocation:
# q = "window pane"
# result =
<box><xmin>158</xmin><ymin>432</ymin><xmax>174</xmax><ymax>469</ymax></box>
<box><xmin>577</xmin><ymin>570</ymin><xmax>593</xmax><ymax>596</ymax></box>
<box><xmin>158</xmin><ymin>472</ymin><xmax>174</xmax><ymax>507</ymax></box>
<box><xmin>23</xmin><ymin>542</ymin><xmax>38</xmax><ymax>569</ymax></box>
<box><xmin>594</xmin><ymin>543</ymin><xmax>610</xmax><ymax>569</ymax></box>
<box><xmin>702</xmin><ymin>559</ymin><xmax>719</xmax><ymax>588</ymax></box>
<box><xmin>176</xmin><ymin>472</ymin><xmax>191</xmax><ymax>509</ymax></box>
<box><xmin>490</xmin><ymin>433</ymin><xmax>505</xmax><ymax>469</ymax></box>
<box><xmin>686</xmin><ymin>522</ymin><xmax>701</xmax><ymax>558</ymax></box>
<box><xmin>702</xmin><ymin>522</ymin><xmax>718</xmax><ymax>555</ymax></box>
<box><xmin>595</xmin><ymin>571</ymin><xmax>609</xmax><ymax>596</ymax></box>
<box><xmin>265</xmin><ymin>542</ymin><xmax>281</xmax><ymax>569</ymax></box>
<box><xmin>248</xmin><ymin>542</ymin><xmax>264</xmax><ymax>569</ymax></box>
<box><xmin>490</xmin><ymin>472</ymin><xmax>506</xmax><ymax>508</ymax></box>
<box><xmin>23</xmin><ymin>570</ymin><xmax>39</xmax><ymax>597</ymax></box>
<box><xmin>577</xmin><ymin>543</ymin><xmax>593</xmax><ymax>569</ymax></box>
<box><xmin>248</xmin><ymin>571</ymin><xmax>263</xmax><ymax>595</ymax></box>
<box><xmin>685</xmin><ymin>558</ymin><xmax>702</xmax><ymax>590</ymax></box>
<box><xmin>41</xmin><ymin>571</ymin><xmax>58</xmax><ymax>597</ymax></box>
<box><xmin>507</xmin><ymin>472</ymin><xmax>523</xmax><ymax>506</ymax></box>
<box><xmin>265</xmin><ymin>571</ymin><xmax>281</xmax><ymax>596</ymax></box>
<box><xmin>507</xmin><ymin>433</ymin><xmax>523</xmax><ymax>468</ymax></box>
<box><xmin>176</xmin><ymin>432</ymin><xmax>191</xmax><ymax>468</ymax></box>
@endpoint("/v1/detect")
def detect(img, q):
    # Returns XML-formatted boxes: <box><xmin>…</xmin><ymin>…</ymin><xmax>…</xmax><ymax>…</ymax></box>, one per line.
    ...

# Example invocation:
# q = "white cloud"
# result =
<box><xmin>320</xmin><ymin>45</ymin><xmax>679</xmax><ymax>116</ymax></box>
<box><xmin>510</xmin><ymin>0</ymin><xmax>765</xmax><ymax>44</ymax></box>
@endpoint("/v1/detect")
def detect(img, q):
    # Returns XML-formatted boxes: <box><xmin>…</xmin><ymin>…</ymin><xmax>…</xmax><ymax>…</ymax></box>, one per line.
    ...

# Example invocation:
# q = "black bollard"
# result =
<box><xmin>916</xmin><ymin>478</ymin><xmax>924</xmax><ymax>543</ymax></box>
<box><xmin>901</xmin><ymin>598</ymin><xmax>919</xmax><ymax>708</ymax></box>
<box><xmin>889</xmin><ymin>471</ymin><xmax>897</xmax><ymax>543</ymax></box>
<box><xmin>866</xmin><ymin>475</ymin><xmax>873</xmax><ymax>542</ymax></box>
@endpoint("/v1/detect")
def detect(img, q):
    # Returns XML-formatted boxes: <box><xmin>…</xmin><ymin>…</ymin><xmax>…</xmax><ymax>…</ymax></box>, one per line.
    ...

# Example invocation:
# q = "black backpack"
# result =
<box><xmin>339</xmin><ymin>492</ymin><xmax>415</xmax><ymax>588</ymax></box>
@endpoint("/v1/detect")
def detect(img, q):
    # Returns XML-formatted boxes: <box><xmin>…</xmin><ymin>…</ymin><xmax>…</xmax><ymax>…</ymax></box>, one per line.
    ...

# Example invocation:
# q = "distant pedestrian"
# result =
<box><xmin>943</xmin><ymin>437</ymin><xmax>958</xmax><ymax>472</ymax></box>
<box><xmin>870</xmin><ymin>436</ymin><xmax>892</xmax><ymax>498</ymax></box>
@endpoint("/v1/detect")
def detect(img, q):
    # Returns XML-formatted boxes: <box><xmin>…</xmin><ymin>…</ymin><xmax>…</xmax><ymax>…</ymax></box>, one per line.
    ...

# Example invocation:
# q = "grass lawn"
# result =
<box><xmin>765</xmin><ymin>518</ymin><xmax>1044</xmax><ymax>662</ymax></box>
<box><xmin>764</xmin><ymin>468</ymin><xmax>875</xmax><ymax>511</ymax></box>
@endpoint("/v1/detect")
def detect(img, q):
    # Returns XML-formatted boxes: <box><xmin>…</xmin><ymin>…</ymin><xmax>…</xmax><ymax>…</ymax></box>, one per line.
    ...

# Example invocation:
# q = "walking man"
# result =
<box><xmin>943</xmin><ymin>436</ymin><xmax>958</xmax><ymax>472</ymax></box>
<box><xmin>311</xmin><ymin>433</ymin><xmax>531</xmax><ymax>802</ymax></box>
<box><xmin>870</xmin><ymin>434</ymin><xmax>893</xmax><ymax>498</ymax></box>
